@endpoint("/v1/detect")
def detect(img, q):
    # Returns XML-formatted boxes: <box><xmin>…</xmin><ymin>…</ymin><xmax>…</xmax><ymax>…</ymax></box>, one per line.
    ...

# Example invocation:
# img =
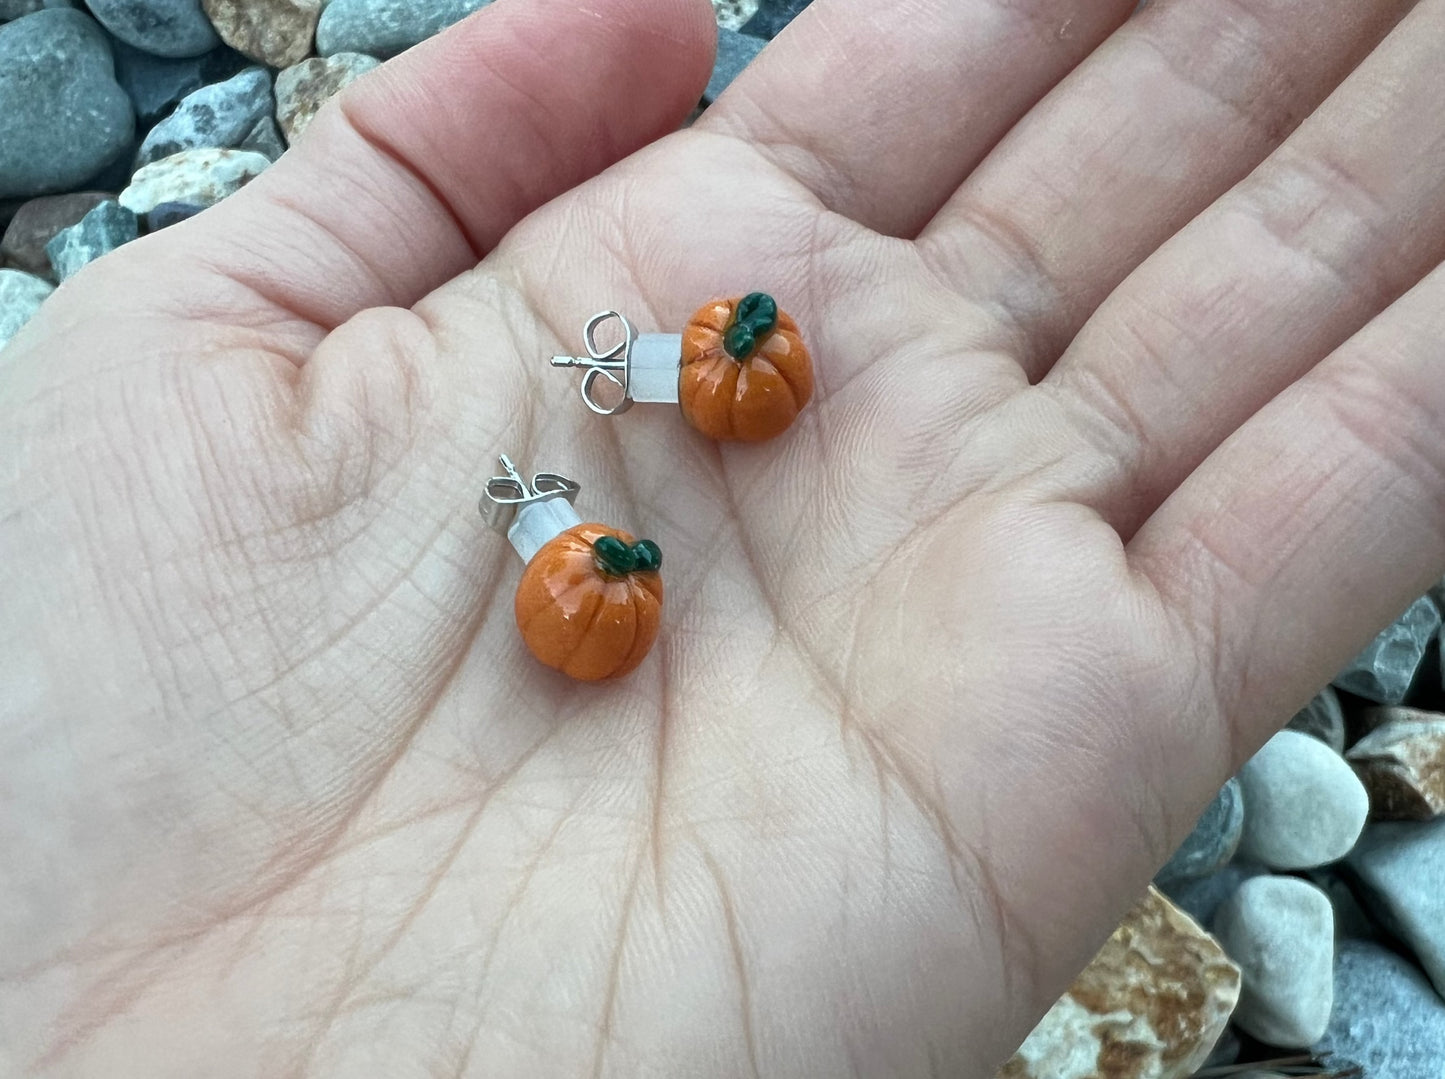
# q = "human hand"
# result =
<box><xmin>3</xmin><ymin>0</ymin><xmax>1443</xmax><ymax>1073</ymax></box>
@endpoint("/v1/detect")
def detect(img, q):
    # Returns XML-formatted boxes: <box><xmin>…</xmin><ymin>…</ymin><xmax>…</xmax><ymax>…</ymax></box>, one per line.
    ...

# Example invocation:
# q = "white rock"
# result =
<box><xmin>711</xmin><ymin>0</ymin><xmax>759</xmax><ymax>30</ymax></box>
<box><xmin>1213</xmin><ymin>875</ymin><xmax>1334</xmax><ymax>1048</ymax></box>
<box><xmin>119</xmin><ymin>147</ymin><xmax>271</xmax><ymax>214</ymax></box>
<box><xmin>1236</xmin><ymin>729</ymin><xmax>1369</xmax><ymax>869</ymax></box>
<box><xmin>0</xmin><ymin>267</ymin><xmax>54</xmax><ymax>352</ymax></box>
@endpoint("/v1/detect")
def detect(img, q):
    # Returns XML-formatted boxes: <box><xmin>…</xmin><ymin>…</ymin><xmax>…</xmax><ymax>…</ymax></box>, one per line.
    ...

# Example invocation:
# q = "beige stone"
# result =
<box><xmin>275</xmin><ymin>52</ymin><xmax>380</xmax><ymax>143</ymax></box>
<box><xmin>202</xmin><ymin>0</ymin><xmax>321</xmax><ymax>67</ymax></box>
<box><xmin>1359</xmin><ymin>704</ymin><xmax>1443</xmax><ymax>734</ymax></box>
<box><xmin>1348</xmin><ymin>713</ymin><xmax>1445</xmax><ymax>820</ymax></box>
<box><xmin>997</xmin><ymin>887</ymin><xmax>1240</xmax><ymax>1079</ymax></box>
<box><xmin>118</xmin><ymin>149</ymin><xmax>271</xmax><ymax>214</ymax></box>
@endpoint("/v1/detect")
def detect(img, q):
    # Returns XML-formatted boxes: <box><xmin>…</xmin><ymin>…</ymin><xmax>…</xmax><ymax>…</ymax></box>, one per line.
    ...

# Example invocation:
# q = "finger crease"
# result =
<box><xmin>337</xmin><ymin>95</ymin><xmax>485</xmax><ymax>266</ymax></box>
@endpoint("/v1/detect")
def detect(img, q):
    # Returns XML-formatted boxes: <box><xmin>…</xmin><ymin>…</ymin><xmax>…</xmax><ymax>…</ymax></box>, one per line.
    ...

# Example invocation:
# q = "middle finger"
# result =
<box><xmin>1048</xmin><ymin>0</ymin><xmax>1445</xmax><ymax>534</ymax></box>
<box><xmin>916</xmin><ymin>0</ymin><xmax>1409</xmax><ymax>378</ymax></box>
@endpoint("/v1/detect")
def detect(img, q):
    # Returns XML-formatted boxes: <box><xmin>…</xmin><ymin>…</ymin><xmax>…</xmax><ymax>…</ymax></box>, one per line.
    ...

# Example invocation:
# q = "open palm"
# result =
<box><xmin>4</xmin><ymin>0</ymin><xmax>1445</xmax><ymax>1073</ymax></box>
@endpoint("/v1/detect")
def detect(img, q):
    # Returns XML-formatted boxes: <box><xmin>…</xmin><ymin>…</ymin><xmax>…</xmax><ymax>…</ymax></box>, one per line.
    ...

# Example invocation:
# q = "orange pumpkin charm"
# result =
<box><xmin>549</xmin><ymin>292</ymin><xmax>813</xmax><ymax>442</ymax></box>
<box><xmin>679</xmin><ymin>293</ymin><xmax>814</xmax><ymax>442</ymax></box>
<box><xmin>482</xmin><ymin>456</ymin><xmax>664</xmax><ymax>683</ymax></box>
<box><xmin>513</xmin><ymin>523</ymin><xmax>663</xmax><ymax>681</ymax></box>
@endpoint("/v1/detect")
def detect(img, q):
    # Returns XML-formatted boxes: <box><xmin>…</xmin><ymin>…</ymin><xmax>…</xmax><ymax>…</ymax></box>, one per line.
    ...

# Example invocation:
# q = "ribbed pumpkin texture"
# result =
<box><xmin>513</xmin><ymin>523</ymin><xmax>663</xmax><ymax>681</ymax></box>
<box><xmin>678</xmin><ymin>296</ymin><xmax>813</xmax><ymax>442</ymax></box>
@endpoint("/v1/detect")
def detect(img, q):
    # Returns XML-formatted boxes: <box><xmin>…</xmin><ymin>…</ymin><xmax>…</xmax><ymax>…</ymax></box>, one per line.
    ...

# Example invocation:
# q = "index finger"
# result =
<box><xmin>128</xmin><ymin>0</ymin><xmax>715</xmax><ymax>333</ymax></box>
<box><xmin>699</xmin><ymin>0</ymin><xmax>1135</xmax><ymax>237</ymax></box>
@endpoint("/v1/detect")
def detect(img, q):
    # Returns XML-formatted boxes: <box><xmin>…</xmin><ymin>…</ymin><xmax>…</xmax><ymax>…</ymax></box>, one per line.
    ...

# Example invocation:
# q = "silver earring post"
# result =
<box><xmin>551</xmin><ymin>310</ymin><xmax>683</xmax><ymax>415</ymax></box>
<box><xmin>480</xmin><ymin>454</ymin><xmax>583</xmax><ymax>563</ymax></box>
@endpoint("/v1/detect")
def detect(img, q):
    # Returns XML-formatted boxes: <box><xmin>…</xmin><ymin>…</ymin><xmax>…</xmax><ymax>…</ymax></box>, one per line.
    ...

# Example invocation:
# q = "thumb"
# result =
<box><xmin>98</xmin><ymin>0</ymin><xmax>716</xmax><ymax>334</ymax></box>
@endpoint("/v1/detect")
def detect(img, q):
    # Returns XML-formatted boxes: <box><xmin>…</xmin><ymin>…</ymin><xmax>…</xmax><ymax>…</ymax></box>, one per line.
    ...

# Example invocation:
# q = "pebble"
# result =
<box><xmin>711</xmin><ymin>0</ymin><xmax>758</xmax><ymax>31</ymax></box>
<box><xmin>0</xmin><ymin>268</ymin><xmax>53</xmax><ymax>352</ymax></box>
<box><xmin>237</xmin><ymin>115</ymin><xmax>287</xmax><ymax>161</ymax></box>
<box><xmin>703</xmin><ymin>27</ymin><xmax>766</xmax><ymax>105</ymax></box>
<box><xmin>1344</xmin><ymin>818</ymin><xmax>1445</xmax><ymax>998</ymax></box>
<box><xmin>1158</xmin><ymin>861</ymin><xmax>1267</xmax><ymax>930</ymax></box>
<box><xmin>144</xmin><ymin>200</ymin><xmax>205</xmax><ymax>230</ymax></box>
<box><xmin>997</xmin><ymin>886</ymin><xmax>1239</xmax><ymax>1079</ymax></box>
<box><xmin>1347</xmin><ymin>711</ymin><xmax>1445</xmax><ymax>819</ymax></box>
<box><xmin>87</xmin><ymin>0</ymin><xmax>218</xmax><ymax>58</ymax></box>
<box><xmin>110</xmin><ymin>39</ymin><xmax>249</xmax><ymax>122</ymax></box>
<box><xmin>1156</xmin><ymin>777</ymin><xmax>1245</xmax><ymax>887</ymax></box>
<box><xmin>1</xmin><ymin>0</ymin><xmax>72</xmax><ymax>18</ymax></box>
<box><xmin>1213</xmin><ymin>875</ymin><xmax>1334</xmax><ymax>1047</ymax></box>
<box><xmin>316</xmin><ymin>0</ymin><xmax>488</xmax><ymax>58</ymax></box>
<box><xmin>136</xmin><ymin>66</ymin><xmax>273</xmax><ymax>167</ymax></box>
<box><xmin>0</xmin><ymin>10</ymin><xmax>135</xmax><ymax>199</ymax></box>
<box><xmin>740</xmin><ymin>0</ymin><xmax>810</xmax><ymax>39</ymax></box>
<box><xmin>1315</xmin><ymin>940</ymin><xmax>1445</xmax><ymax>1079</ymax></box>
<box><xmin>1359</xmin><ymin>703</ymin><xmax>1439</xmax><ymax>734</ymax></box>
<box><xmin>44</xmin><ymin>200</ymin><xmax>138</xmax><ymax>280</ymax></box>
<box><xmin>1236</xmin><ymin>730</ymin><xmax>1370</xmax><ymax>869</ymax></box>
<box><xmin>119</xmin><ymin>147</ymin><xmax>270</xmax><ymax>213</ymax></box>
<box><xmin>202</xmin><ymin>0</ymin><xmax>319</xmax><ymax>67</ymax></box>
<box><xmin>1333</xmin><ymin>595</ymin><xmax>1441</xmax><ymax>704</ymax></box>
<box><xmin>274</xmin><ymin>52</ymin><xmax>379</xmax><ymax>142</ymax></box>
<box><xmin>1</xmin><ymin>192</ymin><xmax>111</xmax><ymax>279</ymax></box>
<box><xmin>1287</xmin><ymin>686</ymin><xmax>1346</xmax><ymax>754</ymax></box>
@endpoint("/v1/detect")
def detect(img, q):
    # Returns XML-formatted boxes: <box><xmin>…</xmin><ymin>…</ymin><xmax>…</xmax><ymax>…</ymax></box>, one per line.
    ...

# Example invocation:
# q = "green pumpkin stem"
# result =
<box><xmin>592</xmin><ymin>535</ymin><xmax>663</xmax><ymax>577</ymax></box>
<box><xmin>592</xmin><ymin>535</ymin><xmax>637</xmax><ymax>576</ymax></box>
<box><xmin>632</xmin><ymin>539</ymin><xmax>662</xmax><ymax>573</ymax></box>
<box><xmin>722</xmin><ymin>292</ymin><xmax>779</xmax><ymax>361</ymax></box>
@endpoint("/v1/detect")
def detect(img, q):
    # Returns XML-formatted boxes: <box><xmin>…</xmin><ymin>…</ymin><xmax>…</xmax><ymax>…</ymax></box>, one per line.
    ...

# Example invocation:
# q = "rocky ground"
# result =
<box><xmin>0</xmin><ymin>0</ymin><xmax>785</xmax><ymax>342</ymax></box>
<box><xmin>3</xmin><ymin>1</ymin><xmax>1444</xmax><ymax>1076</ymax></box>
<box><xmin>1007</xmin><ymin>597</ymin><xmax>1445</xmax><ymax>1078</ymax></box>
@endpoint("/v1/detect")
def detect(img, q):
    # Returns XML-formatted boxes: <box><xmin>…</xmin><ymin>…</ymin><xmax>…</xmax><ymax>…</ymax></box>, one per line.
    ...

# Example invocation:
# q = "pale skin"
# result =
<box><xmin>2</xmin><ymin>0</ymin><xmax>1444</xmax><ymax>1072</ymax></box>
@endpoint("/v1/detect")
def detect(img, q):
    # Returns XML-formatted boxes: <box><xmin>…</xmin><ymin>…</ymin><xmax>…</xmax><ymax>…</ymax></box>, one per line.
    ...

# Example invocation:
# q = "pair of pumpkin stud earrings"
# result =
<box><xmin>480</xmin><ymin>293</ymin><xmax>813</xmax><ymax>681</ymax></box>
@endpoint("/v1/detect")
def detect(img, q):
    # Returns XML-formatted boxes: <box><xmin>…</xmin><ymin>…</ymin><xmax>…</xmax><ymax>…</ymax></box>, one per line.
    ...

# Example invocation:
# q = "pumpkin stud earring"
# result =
<box><xmin>550</xmin><ymin>292</ymin><xmax>814</xmax><ymax>442</ymax></box>
<box><xmin>481</xmin><ymin>455</ymin><xmax>663</xmax><ymax>681</ymax></box>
